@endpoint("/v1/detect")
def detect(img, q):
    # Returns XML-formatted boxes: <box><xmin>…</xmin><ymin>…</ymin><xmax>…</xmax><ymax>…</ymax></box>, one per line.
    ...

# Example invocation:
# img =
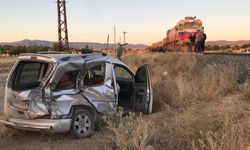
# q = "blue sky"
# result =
<box><xmin>0</xmin><ymin>0</ymin><xmax>250</xmax><ymax>44</ymax></box>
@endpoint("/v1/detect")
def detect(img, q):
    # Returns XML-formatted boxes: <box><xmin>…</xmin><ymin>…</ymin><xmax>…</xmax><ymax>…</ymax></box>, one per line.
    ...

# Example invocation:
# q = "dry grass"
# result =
<box><xmin>0</xmin><ymin>53</ymin><xmax>249</xmax><ymax>149</ymax></box>
<box><xmin>0</xmin><ymin>116</ymin><xmax>23</xmax><ymax>139</ymax></box>
<box><xmin>104</xmin><ymin>110</ymin><xmax>155</xmax><ymax>150</ymax></box>
<box><xmin>123</xmin><ymin>53</ymin><xmax>246</xmax><ymax>109</ymax></box>
<box><xmin>0</xmin><ymin>124</ymin><xmax>22</xmax><ymax>139</ymax></box>
<box><xmin>197</xmin><ymin>97</ymin><xmax>250</xmax><ymax>150</ymax></box>
<box><xmin>0</xmin><ymin>56</ymin><xmax>17</xmax><ymax>73</ymax></box>
<box><xmin>183</xmin><ymin>62</ymin><xmax>238</xmax><ymax>103</ymax></box>
<box><xmin>242</xmin><ymin>82</ymin><xmax>250</xmax><ymax>102</ymax></box>
<box><xmin>104</xmin><ymin>52</ymin><xmax>250</xmax><ymax>150</ymax></box>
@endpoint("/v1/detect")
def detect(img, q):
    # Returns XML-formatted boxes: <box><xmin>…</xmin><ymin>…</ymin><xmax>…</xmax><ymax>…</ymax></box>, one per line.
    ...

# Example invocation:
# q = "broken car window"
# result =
<box><xmin>83</xmin><ymin>64</ymin><xmax>105</xmax><ymax>86</ymax></box>
<box><xmin>57</xmin><ymin>70</ymin><xmax>80</xmax><ymax>90</ymax></box>
<box><xmin>12</xmin><ymin>61</ymin><xmax>52</xmax><ymax>91</ymax></box>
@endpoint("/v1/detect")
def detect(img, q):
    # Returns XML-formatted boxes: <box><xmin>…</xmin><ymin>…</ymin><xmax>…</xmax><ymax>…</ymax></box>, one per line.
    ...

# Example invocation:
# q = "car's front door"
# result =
<box><xmin>82</xmin><ymin>61</ymin><xmax>118</xmax><ymax>115</ymax></box>
<box><xmin>134</xmin><ymin>65</ymin><xmax>153</xmax><ymax>114</ymax></box>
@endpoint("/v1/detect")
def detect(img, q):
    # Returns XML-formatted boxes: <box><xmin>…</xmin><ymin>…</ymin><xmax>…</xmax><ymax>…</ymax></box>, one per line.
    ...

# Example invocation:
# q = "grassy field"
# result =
<box><xmin>109</xmin><ymin>52</ymin><xmax>250</xmax><ymax>150</ymax></box>
<box><xmin>0</xmin><ymin>53</ymin><xmax>250</xmax><ymax>150</ymax></box>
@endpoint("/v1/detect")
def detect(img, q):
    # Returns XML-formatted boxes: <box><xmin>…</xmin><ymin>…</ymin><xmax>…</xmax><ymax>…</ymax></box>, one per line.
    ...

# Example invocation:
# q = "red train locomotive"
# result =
<box><xmin>150</xmin><ymin>17</ymin><xmax>204</xmax><ymax>52</ymax></box>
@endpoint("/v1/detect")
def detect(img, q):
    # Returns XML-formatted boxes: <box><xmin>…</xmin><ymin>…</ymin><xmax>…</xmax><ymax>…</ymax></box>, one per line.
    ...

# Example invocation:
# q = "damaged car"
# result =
<box><xmin>0</xmin><ymin>53</ymin><xmax>153</xmax><ymax>138</ymax></box>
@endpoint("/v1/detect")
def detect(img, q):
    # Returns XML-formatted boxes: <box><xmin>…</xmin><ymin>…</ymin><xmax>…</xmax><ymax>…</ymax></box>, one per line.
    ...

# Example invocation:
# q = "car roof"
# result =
<box><xmin>18</xmin><ymin>53</ymin><xmax>130</xmax><ymax>70</ymax></box>
<box><xmin>19</xmin><ymin>53</ymin><xmax>105</xmax><ymax>62</ymax></box>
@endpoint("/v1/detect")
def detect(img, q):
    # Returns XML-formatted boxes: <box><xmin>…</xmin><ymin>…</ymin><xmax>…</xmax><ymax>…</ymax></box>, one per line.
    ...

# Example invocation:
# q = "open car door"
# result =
<box><xmin>134</xmin><ymin>65</ymin><xmax>153</xmax><ymax>114</ymax></box>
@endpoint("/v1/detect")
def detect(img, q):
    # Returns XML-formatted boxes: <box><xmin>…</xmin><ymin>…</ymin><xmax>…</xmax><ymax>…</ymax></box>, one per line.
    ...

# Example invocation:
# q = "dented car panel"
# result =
<box><xmin>4</xmin><ymin>59</ymin><xmax>56</xmax><ymax>120</ymax></box>
<box><xmin>50</xmin><ymin>93</ymin><xmax>92</xmax><ymax>119</ymax></box>
<box><xmin>1</xmin><ymin>53</ymin><xmax>153</xmax><ymax>136</ymax></box>
<box><xmin>82</xmin><ymin>62</ymin><xmax>118</xmax><ymax>114</ymax></box>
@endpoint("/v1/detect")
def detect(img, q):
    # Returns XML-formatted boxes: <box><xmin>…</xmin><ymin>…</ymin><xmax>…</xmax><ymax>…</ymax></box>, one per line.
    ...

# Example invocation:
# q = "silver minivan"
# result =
<box><xmin>0</xmin><ymin>53</ymin><xmax>153</xmax><ymax>138</ymax></box>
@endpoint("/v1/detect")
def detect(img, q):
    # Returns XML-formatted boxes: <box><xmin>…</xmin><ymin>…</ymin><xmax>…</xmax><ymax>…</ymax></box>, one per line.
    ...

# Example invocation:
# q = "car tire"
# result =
<box><xmin>70</xmin><ymin>109</ymin><xmax>94</xmax><ymax>139</ymax></box>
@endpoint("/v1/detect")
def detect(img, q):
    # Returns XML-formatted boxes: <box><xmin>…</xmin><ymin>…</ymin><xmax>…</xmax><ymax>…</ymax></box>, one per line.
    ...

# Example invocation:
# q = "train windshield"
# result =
<box><xmin>179</xmin><ymin>22</ymin><xmax>201</xmax><ymax>30</ymax></box>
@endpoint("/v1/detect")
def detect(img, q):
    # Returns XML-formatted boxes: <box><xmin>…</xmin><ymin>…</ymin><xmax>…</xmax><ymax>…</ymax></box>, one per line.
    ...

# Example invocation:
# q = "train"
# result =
<box><xmin>149</xmin><ymin>17</ymin><xmax>204</xmax><ymax>52</ymax></box>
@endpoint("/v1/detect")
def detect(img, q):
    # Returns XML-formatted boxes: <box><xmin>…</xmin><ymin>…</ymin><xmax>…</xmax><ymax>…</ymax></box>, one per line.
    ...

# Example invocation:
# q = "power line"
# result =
<box><xmin>82</xmin><ymin>0</ymin><xmax>128</xmax><ymax>35</ymax></box>
<box><xmin>79</xmin><ymin>0</ymin><xmax>127</xmax><ymax>46</ymax></box>
<box><xmin>81</xmin><ymin>0</ymin><xmax>112</xmax><ymax>32</ymax></box>
<box><xmin>87</xmin><ymin>0</ymin><xmax>112</xmax><ymax>29</ymax></box>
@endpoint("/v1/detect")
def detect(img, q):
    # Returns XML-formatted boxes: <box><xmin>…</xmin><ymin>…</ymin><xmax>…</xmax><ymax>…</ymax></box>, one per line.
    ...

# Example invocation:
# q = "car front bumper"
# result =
<box><xmin>0</xmin><ymin>117</ymin><xmax>72</xmax><ymax>133</ymax></box>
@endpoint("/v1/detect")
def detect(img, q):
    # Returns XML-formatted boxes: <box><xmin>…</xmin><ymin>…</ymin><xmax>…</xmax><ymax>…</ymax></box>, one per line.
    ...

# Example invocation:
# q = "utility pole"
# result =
<box><xmin>106</xmin><ymin>34</ymin><xmax>110</xmax><ymax>54</ymax></box>
<box><xmin>123</xmin><ymin>31</ymin><xmax>127</xmax><ymax>44</ymax></box>
<box><xmin>114</xmin><ymin>27</ymin><xmax>116</xmax><ymax>50</ymax></box>
<box><xmin>57</xmin><ymin>0</ymin><xmax>69</xmax><ymax>52</ymax></box>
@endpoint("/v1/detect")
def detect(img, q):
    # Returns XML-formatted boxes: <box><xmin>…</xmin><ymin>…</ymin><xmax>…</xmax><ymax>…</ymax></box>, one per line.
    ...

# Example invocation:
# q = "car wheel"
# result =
<box><xmin>70</xmin><ymin>109</ymin><xmax>94</xmax><ymax>139</ymax></box>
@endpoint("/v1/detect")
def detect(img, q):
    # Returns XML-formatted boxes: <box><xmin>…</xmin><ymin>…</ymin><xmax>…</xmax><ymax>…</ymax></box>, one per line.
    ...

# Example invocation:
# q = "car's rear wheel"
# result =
<box><xmin>70</xmin><ymin>109</ymin><xmax>94</xmax><ymax>139</ymax></box>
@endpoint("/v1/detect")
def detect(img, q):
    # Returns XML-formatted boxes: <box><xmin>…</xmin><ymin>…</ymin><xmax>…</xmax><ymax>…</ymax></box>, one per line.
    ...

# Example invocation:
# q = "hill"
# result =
<box><xmin>0</xmin><ymin>39</ymin><xmax>148</xmax><ymax>49</ymax></box>
<box><xmin>206</xmin><ymin>40</ymin><xmax>250</xmax><ymax>46</ymax></box>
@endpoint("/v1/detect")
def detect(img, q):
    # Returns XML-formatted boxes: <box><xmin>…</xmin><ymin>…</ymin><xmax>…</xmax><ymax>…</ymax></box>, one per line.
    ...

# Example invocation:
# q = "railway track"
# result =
<box><xmin>204</xmin><ymin>52</ymin><xmax>250</xmax><ymax>57</ymax></box>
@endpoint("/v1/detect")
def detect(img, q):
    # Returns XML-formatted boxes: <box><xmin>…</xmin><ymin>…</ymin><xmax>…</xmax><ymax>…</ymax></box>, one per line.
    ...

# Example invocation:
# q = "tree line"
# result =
<box><xmin>0</xmin><ymin>43</ymin><xmax>94</xmax><ymax>56</ymax></box>
<box><xmin>205</xmin><ymin>43</ymin><xmax>250</xmax><ymax>51</ymax></box>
